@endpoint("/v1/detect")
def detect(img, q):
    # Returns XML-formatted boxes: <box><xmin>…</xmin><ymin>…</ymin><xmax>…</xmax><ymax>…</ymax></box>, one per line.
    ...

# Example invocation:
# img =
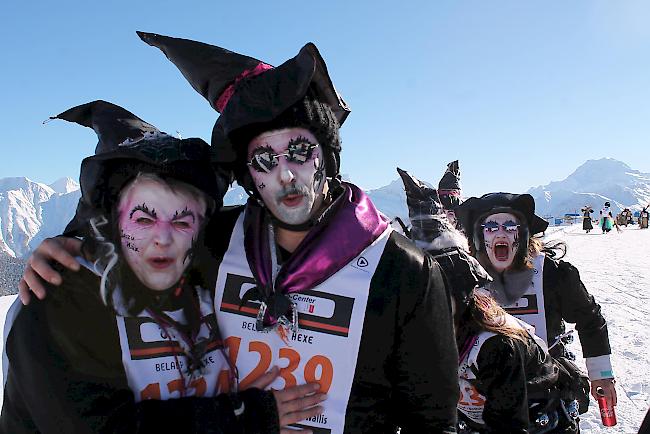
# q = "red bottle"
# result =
<box><xmin>596</xmin><ymin>387</ymin><xmax>617</xmax><ymax>426</ymax></box>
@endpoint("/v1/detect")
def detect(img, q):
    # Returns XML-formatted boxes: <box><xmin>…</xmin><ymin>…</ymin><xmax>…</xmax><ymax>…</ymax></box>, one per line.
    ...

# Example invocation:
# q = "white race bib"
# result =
<box><xmin>214</xmin><ymin>210</ymin><xmax>391</xmax><ymax>434</ymax></box>
<box><xmin>116</xmin><ymin>288</ymin><xmax>228</xmax><ymax>402</ymax></box>
<box><xmin>502</xmin><ymin>253</ymin><xmax>548</xmax><ymax>344</ymax></box>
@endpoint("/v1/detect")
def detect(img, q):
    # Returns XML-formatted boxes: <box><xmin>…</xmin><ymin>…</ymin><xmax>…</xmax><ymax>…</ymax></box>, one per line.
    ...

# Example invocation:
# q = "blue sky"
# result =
<box><xmin>2</xmin><ymin>1</ymin><xmax>649</xmax><ymax>197</ymax></box>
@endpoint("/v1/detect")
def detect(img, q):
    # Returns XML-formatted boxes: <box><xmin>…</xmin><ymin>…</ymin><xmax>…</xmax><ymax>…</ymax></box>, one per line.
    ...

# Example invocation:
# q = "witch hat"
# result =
<box><xmin>51</xmin><ymin>100</ymin><xmax>225</xmax><ymax>235</ymax></box>
<box><xmin>137</xmin><ymin>31</ymin><xmax>350</xmax><ymax>164</ymax></box>
<box><xmin>438</xmin><ymin>160</ymin><xmax>462</xmax><ymax>209</ymax></box>
<box><xmin>397</xmin><ymin>168</ymin><xmax>448</xmax><ymax>243</ymax></box>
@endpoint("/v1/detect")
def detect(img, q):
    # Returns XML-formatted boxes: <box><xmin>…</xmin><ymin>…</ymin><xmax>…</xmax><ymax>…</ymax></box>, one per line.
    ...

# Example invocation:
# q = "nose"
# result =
<box><xmin>153</xmin><ymin>223</ymin><xmax>173</xmax><ymax>247</ymax></box>
<box><xmin>277</xmin><ymin>158</ymin><xmax>296</xmax><ymax>186</ymax></box>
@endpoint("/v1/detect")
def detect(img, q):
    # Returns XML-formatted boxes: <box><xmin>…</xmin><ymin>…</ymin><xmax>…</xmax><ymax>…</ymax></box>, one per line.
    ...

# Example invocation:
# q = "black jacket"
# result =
<box><xmin>465</xmin><ymin>333</ymin><xmax>558</xmax><ymax>434</ymax></box>
<box><xmin>204</xmin><ymin>206</ymin><xmax>459</xmax><ymax>433</ymax></box>
<box><xmin>541</xmin><ymin>256</ymin><xmax>610</xmax><ymax>358</ymax></box>
<box><xmin>0</xmin><ymin>267</ymin><xmax>278</xmax><ymax>434</ymax></box>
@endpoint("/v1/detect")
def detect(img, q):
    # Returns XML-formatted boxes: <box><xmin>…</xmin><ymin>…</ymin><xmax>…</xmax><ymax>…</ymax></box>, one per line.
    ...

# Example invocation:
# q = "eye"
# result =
<box><xmin>287</xmin><ymin>142</ymin><xmax>314</xmax><ymax>164</ymax></box>
<box><xmin>172</xmin><ymin>220</ymin><xmax>191</xmax><ymax>229</ymax></box>
<box><xmin>250</xmin><ymin>151</ymin><xmax>278</xmax><ymax>173</ymax></box>
<box><xmin>503</xmin><ymin>222</ymin><xmax>519</xmax><ymax>232</ymax></box>
<box><xmin>482</xmin><ymin>221</ymin><xmax>499</xmax><ymax>232</ymax></box>
<box><xmin>136</xmin><ymin>217</ymin><xmax>154</xmax><ymax>225</ymax></box>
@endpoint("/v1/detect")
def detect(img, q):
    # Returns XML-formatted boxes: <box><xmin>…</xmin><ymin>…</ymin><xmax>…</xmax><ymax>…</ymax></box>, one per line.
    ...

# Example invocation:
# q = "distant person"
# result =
<box><xmin>599</xmin><ymin>201</ymin><xmax>614</xmax><ymax>234</ymax></box>
<box><xmin>437</xmin><ymin>160</ymin><xmax>463</xmax><ymax>227</ymax></box>
<box><xmin>640</xmin><ymin>205</ymin><xmax>649</xmax><ymax>229</ymax></box>
<box><xmin>581</xmin><ymin>205</ymin><xmax>594</xmax><ymax>233</ymax></box>
<box><xmin>456</xmin><ymin>193</ymin><xmax>617</xmax><ymax>420</ymax></box>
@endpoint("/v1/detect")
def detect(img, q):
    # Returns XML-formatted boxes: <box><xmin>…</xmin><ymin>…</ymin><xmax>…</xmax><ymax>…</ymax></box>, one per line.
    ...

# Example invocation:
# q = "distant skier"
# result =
<box><xmin>599</xmin><ymin>201</ymin><xmax>614</xmax><ymax>233</ymax></box>
<box><xmin>581</xmin><ymin>205</ymin><xmax>594</xmax><ymax>233</ymax></box>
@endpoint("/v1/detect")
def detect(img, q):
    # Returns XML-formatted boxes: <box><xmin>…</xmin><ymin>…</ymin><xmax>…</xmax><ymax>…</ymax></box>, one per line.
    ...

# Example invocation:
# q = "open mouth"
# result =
<box><xmin>148</xmin><ymin>257</ymin><xmax>174</xmax><ymax>269</ymax></box>
<box><xmin>281</xmin><ymin>194</ymin><xmax>304</xmax><ymax>208</ymax></box>
<box><xmin>493</xmin><ymin>242</ymin><xmax>510</xmax><ymax>261</ymax></box>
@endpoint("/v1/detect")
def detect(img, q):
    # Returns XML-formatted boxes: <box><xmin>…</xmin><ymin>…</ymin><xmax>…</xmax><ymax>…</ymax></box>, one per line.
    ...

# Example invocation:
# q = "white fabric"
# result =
<box><xmin>116</xmin><ymin>288</ymin><xmax>228</xmax><ymax>401</ymax></box>
<box><xmin>214</xmin><ymin>209</ymin><xmax>392</xmax><ymax>434</ymax></box>
<box><xmin>502</xmin><ymin>253</ymin><xmax>548</xmax><ymax>344</ymax></box>
<box><xmin>585</xmin><ymin>354</ymin><xmax>614</xmax><ymax>380</ymax></box>
<box><xmin>2</xmin><ymin>297</ymin><xmax>21</xmax><ymax>388</ymax></box>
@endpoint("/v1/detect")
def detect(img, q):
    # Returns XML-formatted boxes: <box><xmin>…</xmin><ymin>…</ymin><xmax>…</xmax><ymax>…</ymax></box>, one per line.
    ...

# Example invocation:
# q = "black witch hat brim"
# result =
<box><xmin>455</xmin><ymin>192</ymin><xmax>549</xmax><ymax>237</ymax></box>
<box><xmin>137</xmin><ymin>32</ymin><xmax>350</xmax><ymax>164</ymax></box>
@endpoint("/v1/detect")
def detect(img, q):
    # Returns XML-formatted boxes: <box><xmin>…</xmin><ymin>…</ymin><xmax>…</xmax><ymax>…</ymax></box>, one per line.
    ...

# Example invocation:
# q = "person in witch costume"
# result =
<box><xmin>580</xmin><ymin>205</ymin><xmax>594</xmax><ymax>233</ymax></box>
<box><xmin>2</xmin><ymin>101</ymin><xmax>325</xmax><ymax>434</ymax></box>
<box><xmin>438</xmin><ymin>160</ymin><xmax>463</xmax><ymax>227</ymax></box>
<box><xmin>17</xmin><ymin>36</ymin><xmax>458</xmax><ymax>432</ymax></box>
<box><xmin>396</xmin><ymin>171</ymin><xmax>581</xmax><ymax>432</ymax></box>
<box><xmin>599</xmin><ymin>201</ymin><xmax>614</xmax><ymax>234</ymax></box>
<box><xmin>455</xmin><ymin>193</ymin><xmax>617</xmax><ymax>419</ymax></box>
<box><xmin>131</xmin><ymin>33</ymin><xmax>458</xmax><ymax>433</ymax></box>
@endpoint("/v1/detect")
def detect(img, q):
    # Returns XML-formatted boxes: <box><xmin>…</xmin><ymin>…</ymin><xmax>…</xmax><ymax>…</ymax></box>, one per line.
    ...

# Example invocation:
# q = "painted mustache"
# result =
<box><xmin>275</xmin><ymin>184</ymin><xmax>310</xmax><ymax>202</ymax></box>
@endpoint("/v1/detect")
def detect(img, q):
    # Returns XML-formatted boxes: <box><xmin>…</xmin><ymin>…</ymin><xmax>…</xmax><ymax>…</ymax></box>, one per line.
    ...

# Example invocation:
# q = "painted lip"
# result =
<box><xmin>280</xmin><ymin>194</ymin><xmax>305</xmax><ymax>208</ymax></box>
<box><xmin>147</xmin><ymin>257</ymin><xmax>175</xmax><ymax>269</ymax></box>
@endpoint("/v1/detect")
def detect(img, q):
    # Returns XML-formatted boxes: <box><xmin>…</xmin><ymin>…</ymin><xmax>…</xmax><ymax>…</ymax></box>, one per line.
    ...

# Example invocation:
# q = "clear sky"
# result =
<box><xmin>2</xmin><ymin>0</ymin><xmax>649</xmax><ymax>197</ymax></box>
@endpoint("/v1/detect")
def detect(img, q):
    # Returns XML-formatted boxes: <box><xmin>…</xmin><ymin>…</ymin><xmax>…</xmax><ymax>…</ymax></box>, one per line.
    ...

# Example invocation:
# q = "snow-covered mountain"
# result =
<box><xmin>0</xmin><ymin>177</ymin><xmax>80</xmax><ymax>257</ymax></box>
<box><xmin>527</xmin><ymin>158</ymin><xmax>650</xmax><ymax>218</ymax></box>
<box><xmin>4</xmin><ymin>158</ymin><xmax>647</xmax><ymax>257</ymax></box>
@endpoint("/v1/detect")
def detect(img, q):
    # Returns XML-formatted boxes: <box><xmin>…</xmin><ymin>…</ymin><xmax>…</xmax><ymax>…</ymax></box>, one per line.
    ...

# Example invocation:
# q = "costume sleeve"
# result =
<box><xmin>118</xmin><ymin>388</ymin><xmax>279</xmax><ymax>434</ymax></box>
<box><xmin>554</xmin><ymin>260</ymin><xmax>612</xmax><ymax>360</ymax></box>
<box><xmin>392</xmin><ymin>244</ymin><xmax>459</xmax><ymax>432</ymax></box>
<box><xmin>475</xmin><ymin>335</ymin><xmax>529</xmax><ymax>434</ymax></box>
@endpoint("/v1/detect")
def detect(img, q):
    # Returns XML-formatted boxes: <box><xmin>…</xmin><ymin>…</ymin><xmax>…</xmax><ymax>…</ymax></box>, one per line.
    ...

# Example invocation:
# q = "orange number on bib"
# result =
<box><xmin>458</xmin><ymin>385</ymin><xmax>485</xmax><ymax>406</ymax></box>
<box><xmin>278</xmin><ymin>347</ymin><xmax>300</xmax><ymax>388</ymax></box>
<box><xmin>240</xmin><ymin>341</ymin><xmax>273</xmax><ymax>389</ymax></box>
<box><xmin>140</xmin><ymin>382</ymin><xmax>161</xmax><ymax>400</ymax></box>
<box><xmin>304</xmin><ymin>355</ymin><xmax>334</xmax><ymax>393</ymax></box>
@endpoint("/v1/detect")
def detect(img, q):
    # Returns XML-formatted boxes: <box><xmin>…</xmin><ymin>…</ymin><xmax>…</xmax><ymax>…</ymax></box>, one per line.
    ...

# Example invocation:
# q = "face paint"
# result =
<box><xmin>482</xmin><ymin>212</ymin><xmax>520</xmax><ymax>272</ymax></box>
<box><xmin>117</xmin><ymin>177</ymin><xmax>206</xmax><ymax>291</ymax></box>
<box><xmin>247</xmin><ymin>128</ymin><xmax>326</xmax><ymax>225</ymax></box>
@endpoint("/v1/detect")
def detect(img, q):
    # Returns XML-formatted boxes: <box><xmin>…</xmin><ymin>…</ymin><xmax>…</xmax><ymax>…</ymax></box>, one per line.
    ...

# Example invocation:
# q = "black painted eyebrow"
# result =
<box><xmin>504</xmin><ymin>220</ymin><xmax>518</xmax><ymax>226</ymax></box>
<box><xmin>130</xmin><ymin>203</ymin><xmax>157</xmax><ymax>219</ymax></box>
<box><xmin>172</xmin><ymin>207</ymin><xmax>196</xmax><ymax>223</ymax></box>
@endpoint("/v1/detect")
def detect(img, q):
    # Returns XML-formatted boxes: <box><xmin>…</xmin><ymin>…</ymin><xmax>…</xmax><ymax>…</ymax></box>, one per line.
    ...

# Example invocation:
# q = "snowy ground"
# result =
<box><xmin>0</xmin><ymin>224</ymin><xmax>648</xmax><ymax>432</ymax></box>
<box><xmin>544</xmin><ymin>223</ymin><xmax>650</xmax><ymax>433</ymax></box>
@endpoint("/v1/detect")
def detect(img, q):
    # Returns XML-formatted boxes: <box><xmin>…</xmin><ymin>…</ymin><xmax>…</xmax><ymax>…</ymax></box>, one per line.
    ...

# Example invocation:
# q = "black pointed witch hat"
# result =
<box><xmin>396</xmin><ymin>168</ymin><xmax>448</xmax><ymax>244</ymax></box>
<box><xmin>137</xmin><ymin>31</ymin><xmax>350</xmax><ymax>164</ymax></box>
<box><xmin>438</xmin><ymin>160</ymin><xmax>462</xmax><ymax>209</ymax></box>
<box><xmin>52</xmin><ymin>100</ymin><xmax>226</xmax><ymax>235</ymax></box>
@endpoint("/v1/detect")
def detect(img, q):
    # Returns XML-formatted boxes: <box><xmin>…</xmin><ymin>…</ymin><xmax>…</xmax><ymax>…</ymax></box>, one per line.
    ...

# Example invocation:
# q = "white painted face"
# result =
<box><xmin>247</xmin><ymin>127</ymin><xmax>327</xmax><ymax>225</ymax></box>
<box><xmin>481</xmin><ymin>212</ymin><xmax>520</xmax><ymax>272</ymax></box>
<box><xmin>117</xmin><ymin>177</ymin><xmax>206</xmax><ymax>291</ymax></box>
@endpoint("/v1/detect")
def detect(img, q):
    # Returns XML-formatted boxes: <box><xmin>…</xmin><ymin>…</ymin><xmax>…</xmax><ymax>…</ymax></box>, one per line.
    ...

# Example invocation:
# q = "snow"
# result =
<box><xmin>543</xmin><ymin>223</ymin><xmax>650</xmax><ymax>433</ymax></box>
<box><xmin>0</xmin><ymin>225</ymin><xmax>648</xmax><ymax>432</ymax></box>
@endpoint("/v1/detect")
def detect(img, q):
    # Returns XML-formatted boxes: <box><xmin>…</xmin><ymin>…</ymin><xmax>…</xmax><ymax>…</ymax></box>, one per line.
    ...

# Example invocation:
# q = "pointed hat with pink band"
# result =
<box><xmin>137</xmin><ymin>31</ymin><xmax>350</xmax><ymax>167</ymax></box>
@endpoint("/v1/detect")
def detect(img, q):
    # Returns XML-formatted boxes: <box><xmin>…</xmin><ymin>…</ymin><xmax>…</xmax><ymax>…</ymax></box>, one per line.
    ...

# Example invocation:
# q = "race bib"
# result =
<box><xmin>214</xmin><ymin>210</ymin><xmax>391</xmax><ymax>434</ymax></box>
<box><xmin>116</xmin><ymin>288</ymin><xmax>228</xmax><ymax>402</ymax></box>
<box><xmin>502</xmin><ymin>253</ymin><xmax>547</xmax><ymax>344</ymax></box>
